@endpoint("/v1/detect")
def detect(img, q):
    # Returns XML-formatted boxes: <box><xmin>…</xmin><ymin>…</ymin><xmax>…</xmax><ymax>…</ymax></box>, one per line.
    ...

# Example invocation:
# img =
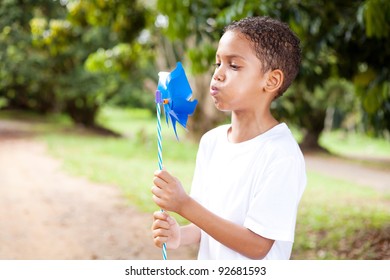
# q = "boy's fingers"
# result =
<box><xmin>152</xmin><ymin>211</ymin><xmax>171</xmax><ymax>224</ymax></box>
<box><xmin>153</xmin><ymin>210</ymin><xmax>167</xmax><ymax>220</ymax></box>
<box><xmin>152</xmin><ymin>194</ymin><xmax>165</xmax><ymax>209</ymax></box>
<box><xmin>152</xmin><ymin>227</ymin><xmax>170</xmax><ymax>239</ymax></box>
<box><xmin>152</xmin><ymin>177</ymin><xmax>168</xmax><ymax>189</ymax></box>
<box><xmin>151</xmin><ymin>210</ymin><xmax>174</xmax><ymax>248</ymax></box>
<box><xmin>152</xmin><ymin>221</ymin><xmax>171</xmax><ymax>248</ymax></box>
<box><xmin>153</xmin><ymin>236</ymin><xmax>168</xmax><ymax>247</ymax></box>
<box><xmin>151</xmin><ymin>185</ymin><xmax>163</xmax><ymax>197</ymax></box>
<box><xmin>154</xmin><ymin>169</ymin><xmax>174</xmax><ymax>183</ymax></box>
<box><xmin>152</xmin><ymin>218</ymin><xmax>170</xmax><ymax>231</ymax></box>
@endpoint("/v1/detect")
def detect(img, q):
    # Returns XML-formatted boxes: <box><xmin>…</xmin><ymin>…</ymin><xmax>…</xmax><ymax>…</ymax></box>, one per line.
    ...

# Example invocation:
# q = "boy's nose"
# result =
<box><xmin>213</xmin><ymin>71</ymin><xmax>225</xmax><ymax>81</ymax></box>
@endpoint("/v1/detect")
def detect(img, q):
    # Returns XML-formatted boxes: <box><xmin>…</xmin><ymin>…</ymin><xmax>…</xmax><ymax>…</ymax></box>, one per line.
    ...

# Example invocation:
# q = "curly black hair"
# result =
<box><xmin>224</xmin><ymin>16</ymin><xmax>301</xmax><ymax>97</ymax></box>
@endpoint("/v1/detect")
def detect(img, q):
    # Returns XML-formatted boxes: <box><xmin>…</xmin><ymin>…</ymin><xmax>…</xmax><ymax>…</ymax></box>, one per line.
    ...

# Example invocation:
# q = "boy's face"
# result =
<box><xmin>210</xmin><ymin>30</ymin><xmax>268</xmax><ymax>112</ymax></box>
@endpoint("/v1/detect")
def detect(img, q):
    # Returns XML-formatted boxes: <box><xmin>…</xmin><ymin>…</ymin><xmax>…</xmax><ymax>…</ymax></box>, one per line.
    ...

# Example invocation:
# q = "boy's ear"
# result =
<box><xmin>264</xmin><ymin>69</ymin><xmax>284</xmax><ymax>96</ymax></box>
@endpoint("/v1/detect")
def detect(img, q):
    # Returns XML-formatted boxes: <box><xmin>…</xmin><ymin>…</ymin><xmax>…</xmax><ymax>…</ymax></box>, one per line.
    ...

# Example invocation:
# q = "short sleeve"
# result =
<box><xmin>244</xmin><ymin>156</ymin><xmax>306</xmax><ymax>242</ymax></box>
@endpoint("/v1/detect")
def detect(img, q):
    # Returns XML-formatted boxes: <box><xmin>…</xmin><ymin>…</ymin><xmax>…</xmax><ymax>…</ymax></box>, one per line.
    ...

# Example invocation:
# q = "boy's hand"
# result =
<box><xmin>152</xmin><ymin>169</ymin><xmax>189</xmax><ymax>214</ymax></box>
<box><xmin>151</xmin><ymin>211</ymin><xmax>180</xmax><ymax>249</ymax></box>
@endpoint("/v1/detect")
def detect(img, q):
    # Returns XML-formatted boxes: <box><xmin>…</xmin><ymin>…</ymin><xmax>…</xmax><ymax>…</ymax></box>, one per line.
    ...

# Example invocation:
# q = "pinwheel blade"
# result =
<box><xmin>156</xmin><ymin>62</ymin><xmax>198</xmax><ymax>139</ymax></box>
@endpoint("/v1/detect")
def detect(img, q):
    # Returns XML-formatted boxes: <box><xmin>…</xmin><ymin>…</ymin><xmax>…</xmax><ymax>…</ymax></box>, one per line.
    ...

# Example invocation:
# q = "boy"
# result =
<box><xmin>151</xmin><ymin>16</ymin><xmax>306</xmax><ymax>260</ymax></box>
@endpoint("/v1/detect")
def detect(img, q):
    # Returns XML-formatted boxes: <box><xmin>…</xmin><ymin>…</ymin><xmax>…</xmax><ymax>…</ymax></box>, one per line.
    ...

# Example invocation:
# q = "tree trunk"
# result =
<box><xmin>299</xmin><ymin>108</ymin><xmax>329</xmax><ymax>153</ymax></box>
<box><xmin>66</xmin><ymin>99</ymin><xmax>97</xmax><ymax>127</ymax></box>
<box><xmin>300</xmin><ymin>130</ymin><xmax>323</xmax><ymax>151</ymax></box>
<box><xmin>65</xmin><ymin>98</ymin><xmax>121</xmax><ymax>137</ymax></box>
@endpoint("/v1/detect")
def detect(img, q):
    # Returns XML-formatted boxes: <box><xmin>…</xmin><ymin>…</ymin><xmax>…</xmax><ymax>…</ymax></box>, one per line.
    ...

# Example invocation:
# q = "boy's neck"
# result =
<box><xmin>228</xmin><ymin>110</ymin><xmax>279</xmax><ymax>143</ymax></box>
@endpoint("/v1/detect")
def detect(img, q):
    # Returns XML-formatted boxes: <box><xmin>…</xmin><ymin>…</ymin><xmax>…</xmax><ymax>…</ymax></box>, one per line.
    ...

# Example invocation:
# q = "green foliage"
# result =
<box><xmin>271</xmin><ymin>0</ymin><xmax>389</xmax><ymax>138</ymax></box>
<box><xmin>0</xmin><ymin>0</ymin><xmax>151</xmax><ymax>127</ymax></box>
<box><xmin>187</xmin><ymin>43</ymin><xmax>216</xmax><ymax>74</ymax></box>
<box><xmin>66</xmin><ymin>0</ymin><xmax>147</xmax><ymax>42</ymax></box>
<box><xmin>84</xmin><ymin>41</ymin><xmax>155</xmax><ymax>110</ymax></box>
<box><xmin>155</xmin><ymin>0</ymin><xmax>236</xmax><ymax>73</ymax></box>
<box><xmin>362</xmin><ymin>0</ymin><xmax>390</xmax><ymax>38</ymax></box>
<box><xmin>354</xmin><ymin>69</ymin><xmax>390</xmax><ymax>136</ymax></box>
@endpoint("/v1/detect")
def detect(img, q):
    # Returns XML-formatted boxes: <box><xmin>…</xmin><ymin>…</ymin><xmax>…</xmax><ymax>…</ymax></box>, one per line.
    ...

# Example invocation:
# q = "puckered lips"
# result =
<box><xmin>210</xmin><ymin>85</ymin><xmax>220</xmax><ymax>96</ymax></box>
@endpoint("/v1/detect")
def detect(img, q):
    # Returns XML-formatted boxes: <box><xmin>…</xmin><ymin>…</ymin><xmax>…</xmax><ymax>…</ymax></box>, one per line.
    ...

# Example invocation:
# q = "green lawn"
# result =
<box><xmin>293</xmin><ymin>172</ymin><xmax>389</xmax><ymax>259</ymax></box>
<box><xmin>320</xmin><ymin>130</ymin><xmax>390</xmax><ymax>160</ymax></box>
<box><xmin>1</xmin><ymin>107</ymin><xmax>389</xmax><ymax>259</ymax></box>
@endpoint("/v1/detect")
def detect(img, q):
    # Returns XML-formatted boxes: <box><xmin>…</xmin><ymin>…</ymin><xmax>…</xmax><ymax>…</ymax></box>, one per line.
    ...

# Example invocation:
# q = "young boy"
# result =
<box><xmin>151</xmin><ymin>16</ymin><xmax>306</xmax><ymax>260</ymax></box>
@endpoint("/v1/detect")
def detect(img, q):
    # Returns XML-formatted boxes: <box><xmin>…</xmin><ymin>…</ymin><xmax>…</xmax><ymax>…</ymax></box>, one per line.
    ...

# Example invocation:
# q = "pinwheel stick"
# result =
<box><xmin>155</xmin><ymin>90</ymin><xmax>168</xmax><ymax>260</ymax></box>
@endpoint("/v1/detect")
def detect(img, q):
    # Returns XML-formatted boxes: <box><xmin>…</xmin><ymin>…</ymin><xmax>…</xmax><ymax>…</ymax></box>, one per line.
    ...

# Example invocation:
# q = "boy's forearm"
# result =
<box><xmin>178</xmin><ymin>197</ymin><xmax>274</xmax><ymax>259</ymax></box>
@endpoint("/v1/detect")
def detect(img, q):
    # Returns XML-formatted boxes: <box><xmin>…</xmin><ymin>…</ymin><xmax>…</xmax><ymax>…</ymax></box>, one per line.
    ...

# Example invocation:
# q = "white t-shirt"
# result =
<box><xmin>190</xmin><ymin>123</ymin><xmax>306</xmax><ymax>260</ymax></box>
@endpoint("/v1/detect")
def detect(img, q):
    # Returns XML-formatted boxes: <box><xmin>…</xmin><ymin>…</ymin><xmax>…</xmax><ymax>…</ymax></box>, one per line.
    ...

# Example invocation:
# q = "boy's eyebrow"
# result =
<box><xmin>216</xmin><ymin>54</ymin><xmax>246</xmax><ymax>60</ymax></box>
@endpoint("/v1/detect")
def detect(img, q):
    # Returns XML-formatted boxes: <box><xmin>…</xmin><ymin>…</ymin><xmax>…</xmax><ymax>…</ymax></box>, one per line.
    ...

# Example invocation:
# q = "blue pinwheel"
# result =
<box><xmin>156</xmin><ymin>62</ymin><xmax>198</xmax><ymax>139</ymax></box>
<box><xmin>154</xmin><ymin>62</ymin><xmax>197</xmax><ymax>260</ymax></box>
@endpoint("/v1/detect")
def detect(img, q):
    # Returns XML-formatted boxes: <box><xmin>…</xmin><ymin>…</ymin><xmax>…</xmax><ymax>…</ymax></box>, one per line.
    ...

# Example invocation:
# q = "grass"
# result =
<box><xmin>1</xmin><ymin>106</ymin><xmax>389</xmax><ymax>259</ymax></box>
<box><xmin>320</xmin><ymin>130</ymin><xmax>390</xmax><ymax>160</ymax></box>
<box><xmin>293</xmin><ymin>172</ymin><xmax>389</xmax><ymax>259</ymax></box>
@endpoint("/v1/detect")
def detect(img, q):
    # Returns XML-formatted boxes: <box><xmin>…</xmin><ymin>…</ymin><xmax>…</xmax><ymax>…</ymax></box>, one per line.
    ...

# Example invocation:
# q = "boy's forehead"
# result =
<box><xmin>217</xmin><ymin>31</ymin><xmax>256</xmax><ymax>58</ymax></box>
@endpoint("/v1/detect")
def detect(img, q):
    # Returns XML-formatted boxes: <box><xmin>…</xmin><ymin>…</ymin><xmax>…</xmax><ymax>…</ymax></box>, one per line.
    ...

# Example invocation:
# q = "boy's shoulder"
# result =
<box><xmin>263</xmin><ymin>123</ymin><xmax>304</xmax><ymax>160</ymax></box>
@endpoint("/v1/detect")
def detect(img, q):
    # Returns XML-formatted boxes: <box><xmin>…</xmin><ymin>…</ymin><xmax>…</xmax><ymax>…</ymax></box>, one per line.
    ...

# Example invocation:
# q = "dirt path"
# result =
<box><xmin>0</xmin><ymin>119</ymin><xmax>388</xmax><ymax>260</ymax></box>
<box><xmin>0</xmin><ymin>120</ymin><xmax>197</xmax><ymax>260</ymax></box>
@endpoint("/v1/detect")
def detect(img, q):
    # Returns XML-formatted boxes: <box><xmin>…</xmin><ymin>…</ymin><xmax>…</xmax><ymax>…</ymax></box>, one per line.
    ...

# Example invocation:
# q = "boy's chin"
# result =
<box><xmin>214</xmin><ymin>103</ymin><xmax>232</xmax><ymax>113</ymax></box>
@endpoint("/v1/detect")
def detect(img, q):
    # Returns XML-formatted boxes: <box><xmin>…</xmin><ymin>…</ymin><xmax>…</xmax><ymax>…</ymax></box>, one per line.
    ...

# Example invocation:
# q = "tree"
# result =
<box><xmin>30</xmin><ymin>0</ymin><xmax>149</xmax><ymax>129</ymax></box>
<box><xmin>0</xmin><ymin>0</ymin><xmax>63</xmax><ymax>113</ymax></box>
<box><xmin>1</xmin><ymin>0</ymin><xmax>150</xmax><ymax>131</ymax></box>
<box><xmin>342</xmin><ymin>0</ymin><xmax>390</xmax><ymax>136</ymax></box>
<box><xmin>279</xmin><ymin>0</ymin><xmax>390</xmax><ymax>147</ymax></box>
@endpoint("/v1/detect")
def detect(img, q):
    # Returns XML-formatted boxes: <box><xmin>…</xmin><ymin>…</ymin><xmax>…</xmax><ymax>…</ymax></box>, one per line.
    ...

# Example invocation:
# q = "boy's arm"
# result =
<box><xmin>152</xmin><ymin>170</ymin><xmax>274</xmax><ymax>259</ymax></box>
<box><xmin>180</xmin><ymin>223</ymin><xmax>201</xmax><ymax>246</ymax></box>
<box><xmin>181</xmin><ymin>197</ymin><xmax>274</xmax><ymax>259</ymax></box>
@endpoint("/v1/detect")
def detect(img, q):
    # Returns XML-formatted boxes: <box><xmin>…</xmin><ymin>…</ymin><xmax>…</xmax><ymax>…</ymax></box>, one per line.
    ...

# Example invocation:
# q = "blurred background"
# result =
<box><xmin>0</xmin><ymin>0</ymin><xmax>389</xmax><ymax>260</ymax></box>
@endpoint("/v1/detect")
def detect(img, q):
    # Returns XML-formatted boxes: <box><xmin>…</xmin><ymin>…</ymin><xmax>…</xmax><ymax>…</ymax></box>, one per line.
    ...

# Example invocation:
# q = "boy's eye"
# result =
<box><xmin>212</xmin><ymin>62</ymin><xmax>240</xmax><ymax>71</ymax></box>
